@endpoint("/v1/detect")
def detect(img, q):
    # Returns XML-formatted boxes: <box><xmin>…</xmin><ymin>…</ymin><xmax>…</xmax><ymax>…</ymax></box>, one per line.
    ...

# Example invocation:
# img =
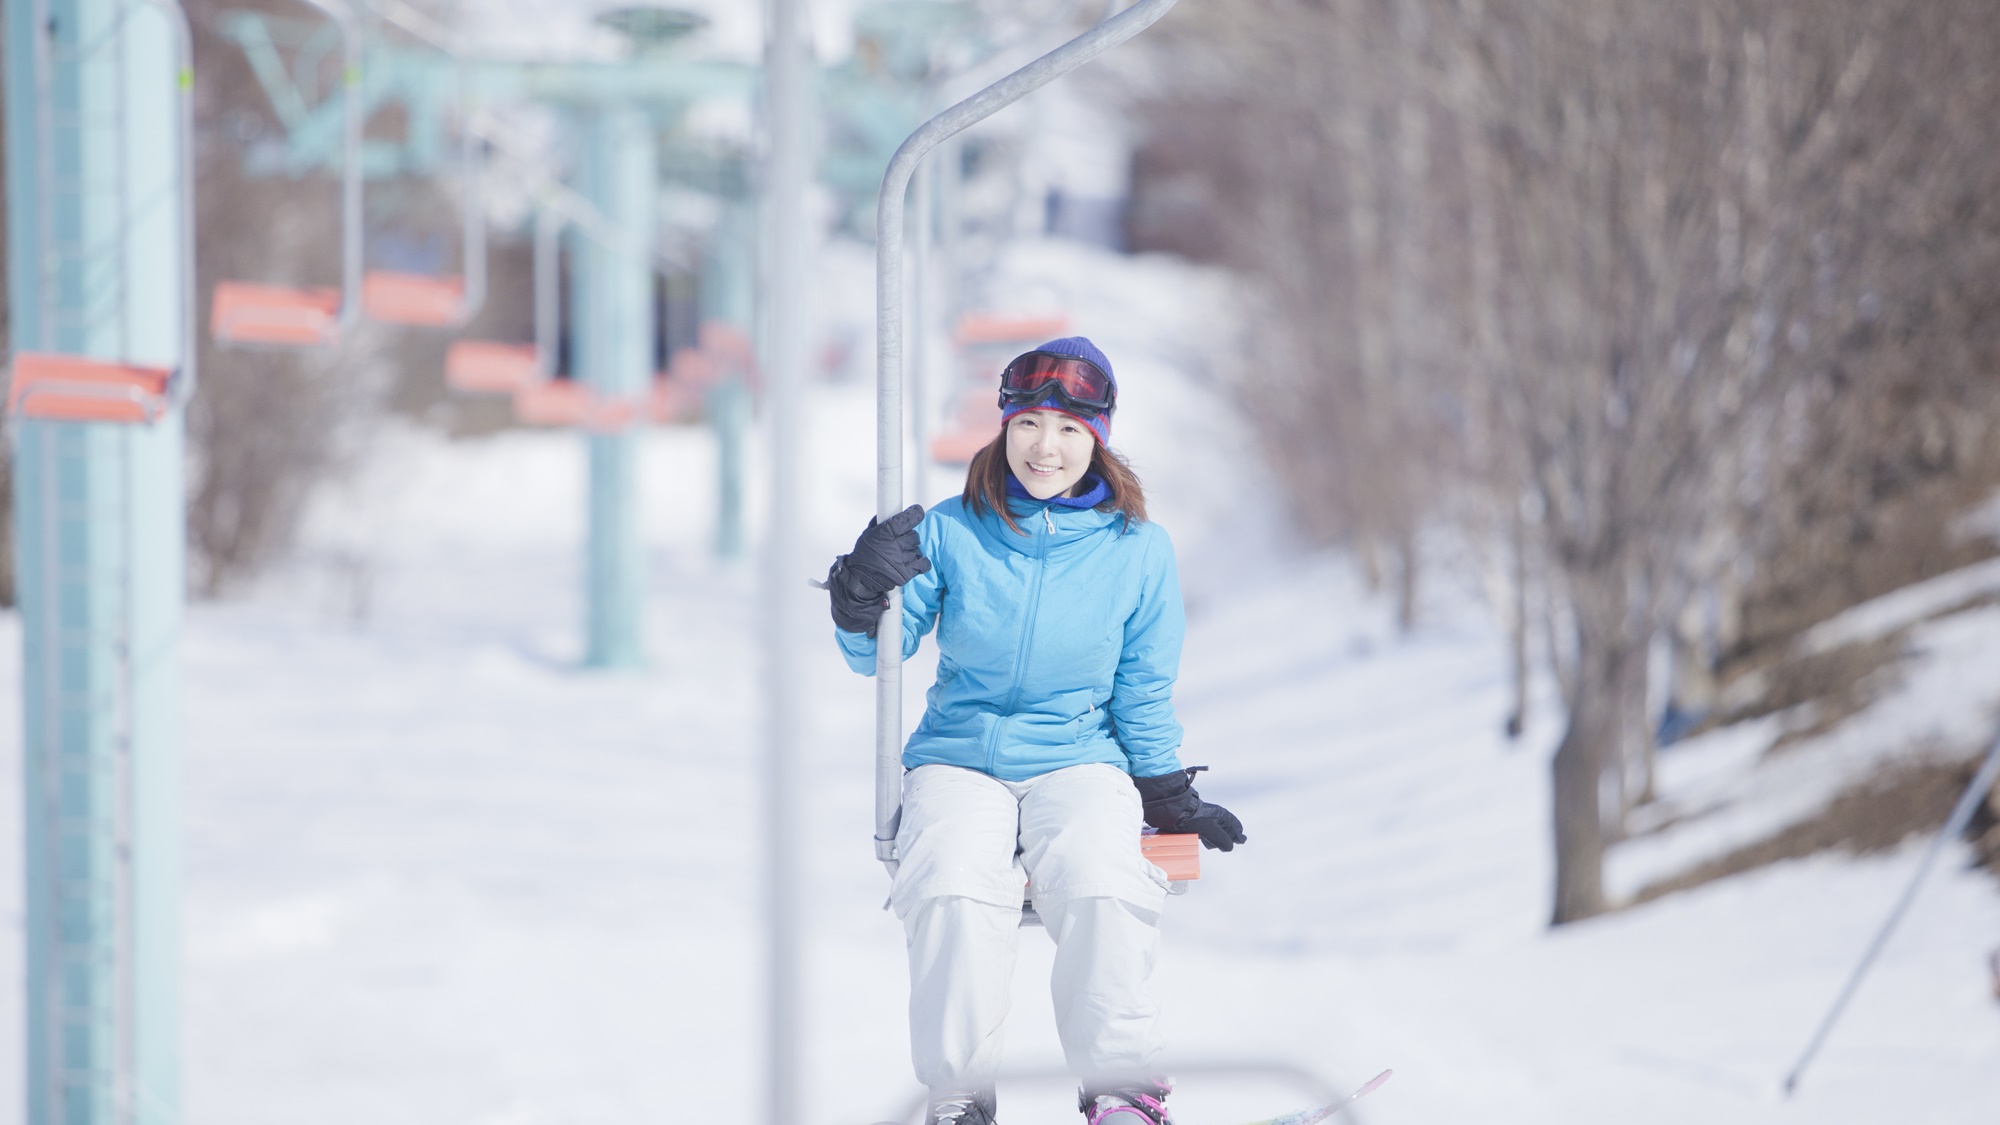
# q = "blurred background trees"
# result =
<box><xmin>1131</xmin><ymin>0</ymin><xmax>2000</xmax><ymax>922</ymax></box>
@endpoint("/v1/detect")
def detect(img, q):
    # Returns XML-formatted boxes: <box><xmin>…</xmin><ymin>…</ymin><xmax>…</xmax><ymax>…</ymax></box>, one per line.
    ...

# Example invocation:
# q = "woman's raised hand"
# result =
<box><xmin>822</xmin><ymin>504</ymin><xmax>931</xmax><ymax>637</ymax></box>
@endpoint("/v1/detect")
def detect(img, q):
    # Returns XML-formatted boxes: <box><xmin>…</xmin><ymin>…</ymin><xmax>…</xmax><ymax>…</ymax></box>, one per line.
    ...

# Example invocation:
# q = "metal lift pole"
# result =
<box><xmin>533</xmin><ymin>205</ymin><xmax>562</xmax><ymax>381</ymax></box>
<box><xmin>296</xmin><ymin>0</ymin><xmax>364</xmax><ymax>331</ymax></box>
<box><xmin>453</xmin><ymin>58</ymin><xmax>488</xmax><ymax>323</ymax></box>
<box><xmin>908</xmin><ymin>159</ymin><xmax>932</xmax><ymax>507</ymax></box>
<box><xmin>6</xmin><ymin>0</ymin><xmax>193</xmax><ymax>1118</ymax></box>
<box><xmin>702</xmin><ymin>197</ymin><xmax>756</xmax><ymax>560</ymax></box>
<box><xmin>575</xmin><ymin>105</ymin><xmax>655</xmax><ymax>669</ymax></box>
<box><xmin>871</xmin><ymin>0</ymin><xmax>1182</xmax><ymax>871</ymax></box>
<box><xmin>763</xmin><ymin>0</ymin><xmax>812</xmax><ymax>1120</ymax></box>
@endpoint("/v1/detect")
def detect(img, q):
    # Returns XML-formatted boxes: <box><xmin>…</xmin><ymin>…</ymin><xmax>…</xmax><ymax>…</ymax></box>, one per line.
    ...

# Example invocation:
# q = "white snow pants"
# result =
<box><xmin>890</xmin><ymin>762</ymin><xmax>1172</xmax><ymax>1091</ymax></box>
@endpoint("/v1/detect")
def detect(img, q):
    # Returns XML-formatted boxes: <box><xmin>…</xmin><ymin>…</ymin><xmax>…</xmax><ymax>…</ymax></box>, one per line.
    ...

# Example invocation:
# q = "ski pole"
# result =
<box><xmin>1782</xmin><ymin>725</ymin><xmax>2000</xmax><ymax>1095</ymax></box>
<box><xmin>1247</xmin><ymin>1069</ymin><xmax>1393</xmax><ymax>1125</ymax></box>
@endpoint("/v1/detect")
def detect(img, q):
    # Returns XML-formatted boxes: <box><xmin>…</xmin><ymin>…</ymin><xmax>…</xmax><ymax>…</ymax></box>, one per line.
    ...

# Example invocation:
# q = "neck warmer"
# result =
<box><xmin>1007</xmin><ymin>470</ymin><xmax>1111</xmax><ymax>510</ymax></box>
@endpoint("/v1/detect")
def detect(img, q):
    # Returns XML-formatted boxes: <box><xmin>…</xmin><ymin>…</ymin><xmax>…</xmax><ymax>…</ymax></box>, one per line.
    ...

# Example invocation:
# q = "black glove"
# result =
<box><xmin>1134</xmin><ymin>767</ymin><xmax>1247</xmax><ymax>852</ymax></box>
<box><xmin>820</xmin><ymin>504</ymin><xmax>931</xmax><ymax>636</ymax></box>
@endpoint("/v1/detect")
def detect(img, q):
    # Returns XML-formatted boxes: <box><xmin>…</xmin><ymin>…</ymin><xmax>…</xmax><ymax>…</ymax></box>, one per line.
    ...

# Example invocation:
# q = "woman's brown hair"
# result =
<box><xmin>962</xmin><ymin>418</ymin><xmax>1148</xmax><ymax>534</ymax></box>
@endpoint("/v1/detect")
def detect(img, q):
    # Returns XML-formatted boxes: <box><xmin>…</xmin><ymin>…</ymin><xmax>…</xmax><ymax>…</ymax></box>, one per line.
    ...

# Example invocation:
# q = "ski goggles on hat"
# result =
<box><xmin>997</xmin><ymin>350</ymin><xmax>1117</xmax><ymax>417</ymax></box>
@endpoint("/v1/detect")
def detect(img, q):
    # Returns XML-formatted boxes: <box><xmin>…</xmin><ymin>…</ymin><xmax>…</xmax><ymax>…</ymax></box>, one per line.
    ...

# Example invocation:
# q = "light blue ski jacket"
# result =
<box><xmin>836</xmin><ymin>492</ymin><xmax>1187</xmax><ymax>782</ymax></box>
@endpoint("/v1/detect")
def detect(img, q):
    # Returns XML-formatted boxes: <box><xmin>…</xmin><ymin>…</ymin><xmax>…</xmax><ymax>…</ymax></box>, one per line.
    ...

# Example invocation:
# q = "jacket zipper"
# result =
<box><xmin>987</xmin><ymin>504</ymin><xmax>1054</xmax><ymax>775</ymax></box>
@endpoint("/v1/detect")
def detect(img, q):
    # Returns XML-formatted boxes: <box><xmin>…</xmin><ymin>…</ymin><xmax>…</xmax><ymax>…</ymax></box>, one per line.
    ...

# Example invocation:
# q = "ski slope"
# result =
<box><xmin>1</xmin><ymin>238</ymin><xmax>1997</xmax><ymax>1125</ymax></box>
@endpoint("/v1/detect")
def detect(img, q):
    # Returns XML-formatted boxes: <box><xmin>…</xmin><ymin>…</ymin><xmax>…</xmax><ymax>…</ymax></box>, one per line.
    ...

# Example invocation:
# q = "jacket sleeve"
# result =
<box><xmin>1109</xmin><ymin>525</ymin><xmax>1187</xmax><ymax>777</ymax></box>
<box><xmin>836</xmin><ymin>514</ymin><xmax>945</xmax><ymax>675</ymax></box>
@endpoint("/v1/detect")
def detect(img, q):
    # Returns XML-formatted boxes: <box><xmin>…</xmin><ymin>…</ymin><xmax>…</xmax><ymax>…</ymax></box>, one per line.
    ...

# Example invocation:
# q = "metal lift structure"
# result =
<box><xmin>210</xmin><ymin>0</ymin><xmax>487</xmax><ymax>343</ymax></box>
<box><xmin>4</xmin><ymin>0</ymin><xmax>195</xmax><ymax>1120</ymax></box>
<box><xmin>210</xmin><ymin>0</ymin><xmax>757</xmax><ymax>665</ymax></box>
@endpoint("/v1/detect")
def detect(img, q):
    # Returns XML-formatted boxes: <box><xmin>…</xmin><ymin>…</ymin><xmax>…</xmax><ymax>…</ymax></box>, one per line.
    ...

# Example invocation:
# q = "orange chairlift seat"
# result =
<box><xmin>650</xmin><ymin>320</ymin><xmax>754</xmax><ymax>424</ymax></box>
<box><xmin>511</xmin><ymin>377</ymin><xmax>590</xmax><ymax>426</ymax></box>
<box><xmin>362</xmin><ymin>152</ymin><xmax>484</xmax><ymax>327</ymax></box>
<box><xmin>1139</xmin><ymin>831</ymin><xmax>1201</xmax><ymax>882</ymax></box>
<box><xmin>697</xmin><ymin>321</ymin><xmax>758</xmax><ymax>383</ymax></box>
<box><xmin>511</xmin><ymin>378</ymin><xmax>687</xmax><ymax>431</ymax></box>
<box><xmin>952</xmin><ymin>312</ymin><xmax>1073</xmax><ymax>348</ymax></box>
<box><xmin>511</xmin><ymin>378</ymin><xmax>650</xmax><ymax>432</ymax></box>
<box><xmin>444</xmin><ymin>340</ymin><xmax>541</xmax><ymax>394</ymax></box>
<box><xmin>516</xmin><ymin>320</ymin><xmax>754</xmax><ymax>429</ymax></box>
<box><xmin>210</xmin><ymin>281</ymin><xmax>343</xmax><ymax>347</ymax></box>
<box><xmin>653</xmin><ymin>347</ymin><xmax>712</xmax><ymax>425</ymax></box>
<box><xmin>930</xmin><ymin>391</ymin><xmax>1002</xmax><ymax>463</ymax></box>
<box><xmin>364</xmin><ymin>43</ymin><xmax>488</xmax><ymax>327</ymax></box>
<box><xmin>450</xmin><ymin>203</ymin><xmax>560</xmax><ymax>396</ymax></box>
<box><xmin>7</xmin><ymin>353</ymin><xmax>174</xmax><ymax>425</ymax></box>
<box><xmin>212</xmin><ymin>0</ymin><xmax>360</xmax><ymax>347</ymax></box>
<box><xmin>363</xmin><ymin>270</ymin><xmax>469</xmax><ymax>326</ymax></box>
<box><xmin>930</xmin><ymin>312</ymin><xmax>1073</xmax><ymax>463</ymax></box>
<box><xmin>216</xmin><ymin>2</ymin><xmax>483</xmax><ymax>342</ymax></box>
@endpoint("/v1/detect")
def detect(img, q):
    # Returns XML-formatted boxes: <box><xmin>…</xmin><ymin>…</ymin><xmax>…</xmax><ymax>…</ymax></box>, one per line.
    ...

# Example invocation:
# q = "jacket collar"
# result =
<box><xmin>981</xmin><ymin>476</ymin><xmax>1124</xmax><ymax>554</ymax></box>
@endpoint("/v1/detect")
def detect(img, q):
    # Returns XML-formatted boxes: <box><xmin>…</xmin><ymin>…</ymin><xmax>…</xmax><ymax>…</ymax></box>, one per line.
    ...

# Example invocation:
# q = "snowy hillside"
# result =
<box><xmin>2</xmin><ymin>236</ymin><xmax>1997</xmax><ymax>1125</ymax></box>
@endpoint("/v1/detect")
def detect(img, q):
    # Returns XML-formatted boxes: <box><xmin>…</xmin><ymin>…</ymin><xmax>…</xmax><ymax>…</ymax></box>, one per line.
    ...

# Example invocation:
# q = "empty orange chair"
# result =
<box><xmin>512</xmin><ymin>380</ymin><xmax>592</xmax><ymax>427</ymax></box>
<box><xmin>210</xmin><ymin>282</ymin><xmax>341</xmax><ymax>346</ymax></box>
<box><xmin>699</xmin><ymin>321</ymin><xmax>757</xmax><ymax>376</ymax></box>
<box><xmin>512</xmin><ymin>380</ymin><xmax>648</xmax><ymax>431</ymax></box>
<box><xmin>592</xmin><ymin>394</ymin><xmax>649</xmax><ymax>431</ymax></box>
<box><xmin>7</xmin><ymin>353</ymin><xmax>173</xmax><ymax>424</ymax></box>
<box><xmin>445</xmin><ymin>342</ymin><xmax>541</xmax><ymax>394</ymax></box>
<box><xmin>666</xmin><ymin>346</ymin><xmax>720</xmax><ymax>387</ymax></box>
<box><xmin>954</xmin><ymin>312</ymin><xmax>1071</xmax><ymax>347</ymax></box>
<box><xmin>650</xmin><ymin>377</ymin><xmax>702</xmax><ymax>424</ymax></box>
<box><xmin>930</xmin><ymin>388</ymin><xmax>1002</xmax><ymax>463</ymax></box>
<box><xmin>363</xmin><ymin>271</ymin><xmax>467</xmax><ymax>326</ymax></box>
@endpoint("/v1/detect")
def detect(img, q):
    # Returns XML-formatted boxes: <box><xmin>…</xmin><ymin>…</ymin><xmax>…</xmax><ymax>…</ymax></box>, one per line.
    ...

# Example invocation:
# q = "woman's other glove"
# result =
<box><xmin>821</xmin><ymin>504</ymin><xmax>931</xmax><ymax>637</ymax></box>
<box><xmin>1133</xmin><ymin>767</ymin><xmax>1247</xmax><ymax>851</ymax></box>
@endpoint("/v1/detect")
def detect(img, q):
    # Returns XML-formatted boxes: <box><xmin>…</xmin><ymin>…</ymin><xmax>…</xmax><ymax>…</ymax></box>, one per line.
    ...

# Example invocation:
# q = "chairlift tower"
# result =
<box><xmin>572</xmin><ymin>103</ymin><xmax>656</xmax><ymax>667</ymax></box>
<box><xmin>4</xmin><ymin>0</ymin><xmax>194</xmax><ymax>1120</ymax></box>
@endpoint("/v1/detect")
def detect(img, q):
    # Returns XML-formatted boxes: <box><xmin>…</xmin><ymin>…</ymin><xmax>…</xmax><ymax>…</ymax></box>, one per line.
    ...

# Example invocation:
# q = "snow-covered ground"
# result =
<box><xmin>2</xmin><ymin>237</ymin><xmax>1998</xmax><ymax>1125</ymax></box>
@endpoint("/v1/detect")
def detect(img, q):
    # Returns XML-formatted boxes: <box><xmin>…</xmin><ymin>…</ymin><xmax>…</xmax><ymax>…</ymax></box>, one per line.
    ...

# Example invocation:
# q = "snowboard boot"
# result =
<box><xmin>925</xmin><ymin>1087</ymin><xmax>998</xmax><ymax>1125</ymax></box>
<box><xmin>1079</xmin><ymin>1078</ymin><xmax>1173</xmax><ymax>1124</ymax></box>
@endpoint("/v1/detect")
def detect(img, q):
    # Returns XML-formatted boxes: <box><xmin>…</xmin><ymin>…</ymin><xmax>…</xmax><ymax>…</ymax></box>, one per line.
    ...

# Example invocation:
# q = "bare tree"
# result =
<box><xmin>1134</xmin><ymin>0</ymin><xmax>1456</xmax><ymax>623</ymax></box>
<box><xmin>1134</xmin><ymin>0</ymin><xmax>2000</xmax><ymax>924</ymax></box>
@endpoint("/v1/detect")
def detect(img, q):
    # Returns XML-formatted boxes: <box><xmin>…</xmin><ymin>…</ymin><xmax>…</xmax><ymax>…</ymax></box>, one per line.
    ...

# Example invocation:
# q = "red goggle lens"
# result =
<box><xmin>1000</xmin><ymin>352</ymin><xmax>1113</xmax><ymax>407</ymax></box>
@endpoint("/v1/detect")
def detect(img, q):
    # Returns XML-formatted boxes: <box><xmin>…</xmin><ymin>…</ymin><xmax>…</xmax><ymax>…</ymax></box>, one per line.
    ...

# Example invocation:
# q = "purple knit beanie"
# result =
<box><xmin>997</xmin><ymin>335</ymin><xmax>1116</xmax><ymax>446</ymax></box>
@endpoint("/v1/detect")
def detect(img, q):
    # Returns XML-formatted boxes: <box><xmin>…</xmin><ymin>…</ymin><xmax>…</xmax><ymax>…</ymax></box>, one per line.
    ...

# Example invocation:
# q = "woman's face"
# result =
<box><xmin>1005</xmin><ymin>410</ymin><xmax>1096</xmax><ymax>500</ymax></box>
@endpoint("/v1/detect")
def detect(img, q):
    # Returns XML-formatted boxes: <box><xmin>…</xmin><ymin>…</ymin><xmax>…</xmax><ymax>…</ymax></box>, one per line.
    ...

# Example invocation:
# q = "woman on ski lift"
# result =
<box><xmin>822</xmin><ymin>336</ymin><xmax>1246</xmax><ymax>1125</ymax></box>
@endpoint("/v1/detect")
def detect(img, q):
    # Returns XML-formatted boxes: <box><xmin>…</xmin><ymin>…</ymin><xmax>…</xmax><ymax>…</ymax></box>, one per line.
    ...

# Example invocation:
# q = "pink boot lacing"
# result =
<box><xmin>1085</xmin><ymin>1091</ymin><xmax>1171</xmax><ymax>1125</ymax></box>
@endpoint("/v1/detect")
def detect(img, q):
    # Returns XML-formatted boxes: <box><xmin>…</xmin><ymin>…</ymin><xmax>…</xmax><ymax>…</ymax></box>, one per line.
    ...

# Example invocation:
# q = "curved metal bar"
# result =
<box><xmin>532</xmin><ymin>204</ymin><xmax>562</xmax><ymax>380</ymax></box>
<box><xmin>295</xmin><ymin>0</ymin><xmax>362</xmax><ymax>331</ymax></box>
<box><xmin>455</xmin><ymin>56</ymin><xmax>488</xmax><ymax>325</ymax></box>
<box><xmin>872</xmin><ymin>0</ymin><xmax>1180</xmax><ymax>869</ymax></box>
